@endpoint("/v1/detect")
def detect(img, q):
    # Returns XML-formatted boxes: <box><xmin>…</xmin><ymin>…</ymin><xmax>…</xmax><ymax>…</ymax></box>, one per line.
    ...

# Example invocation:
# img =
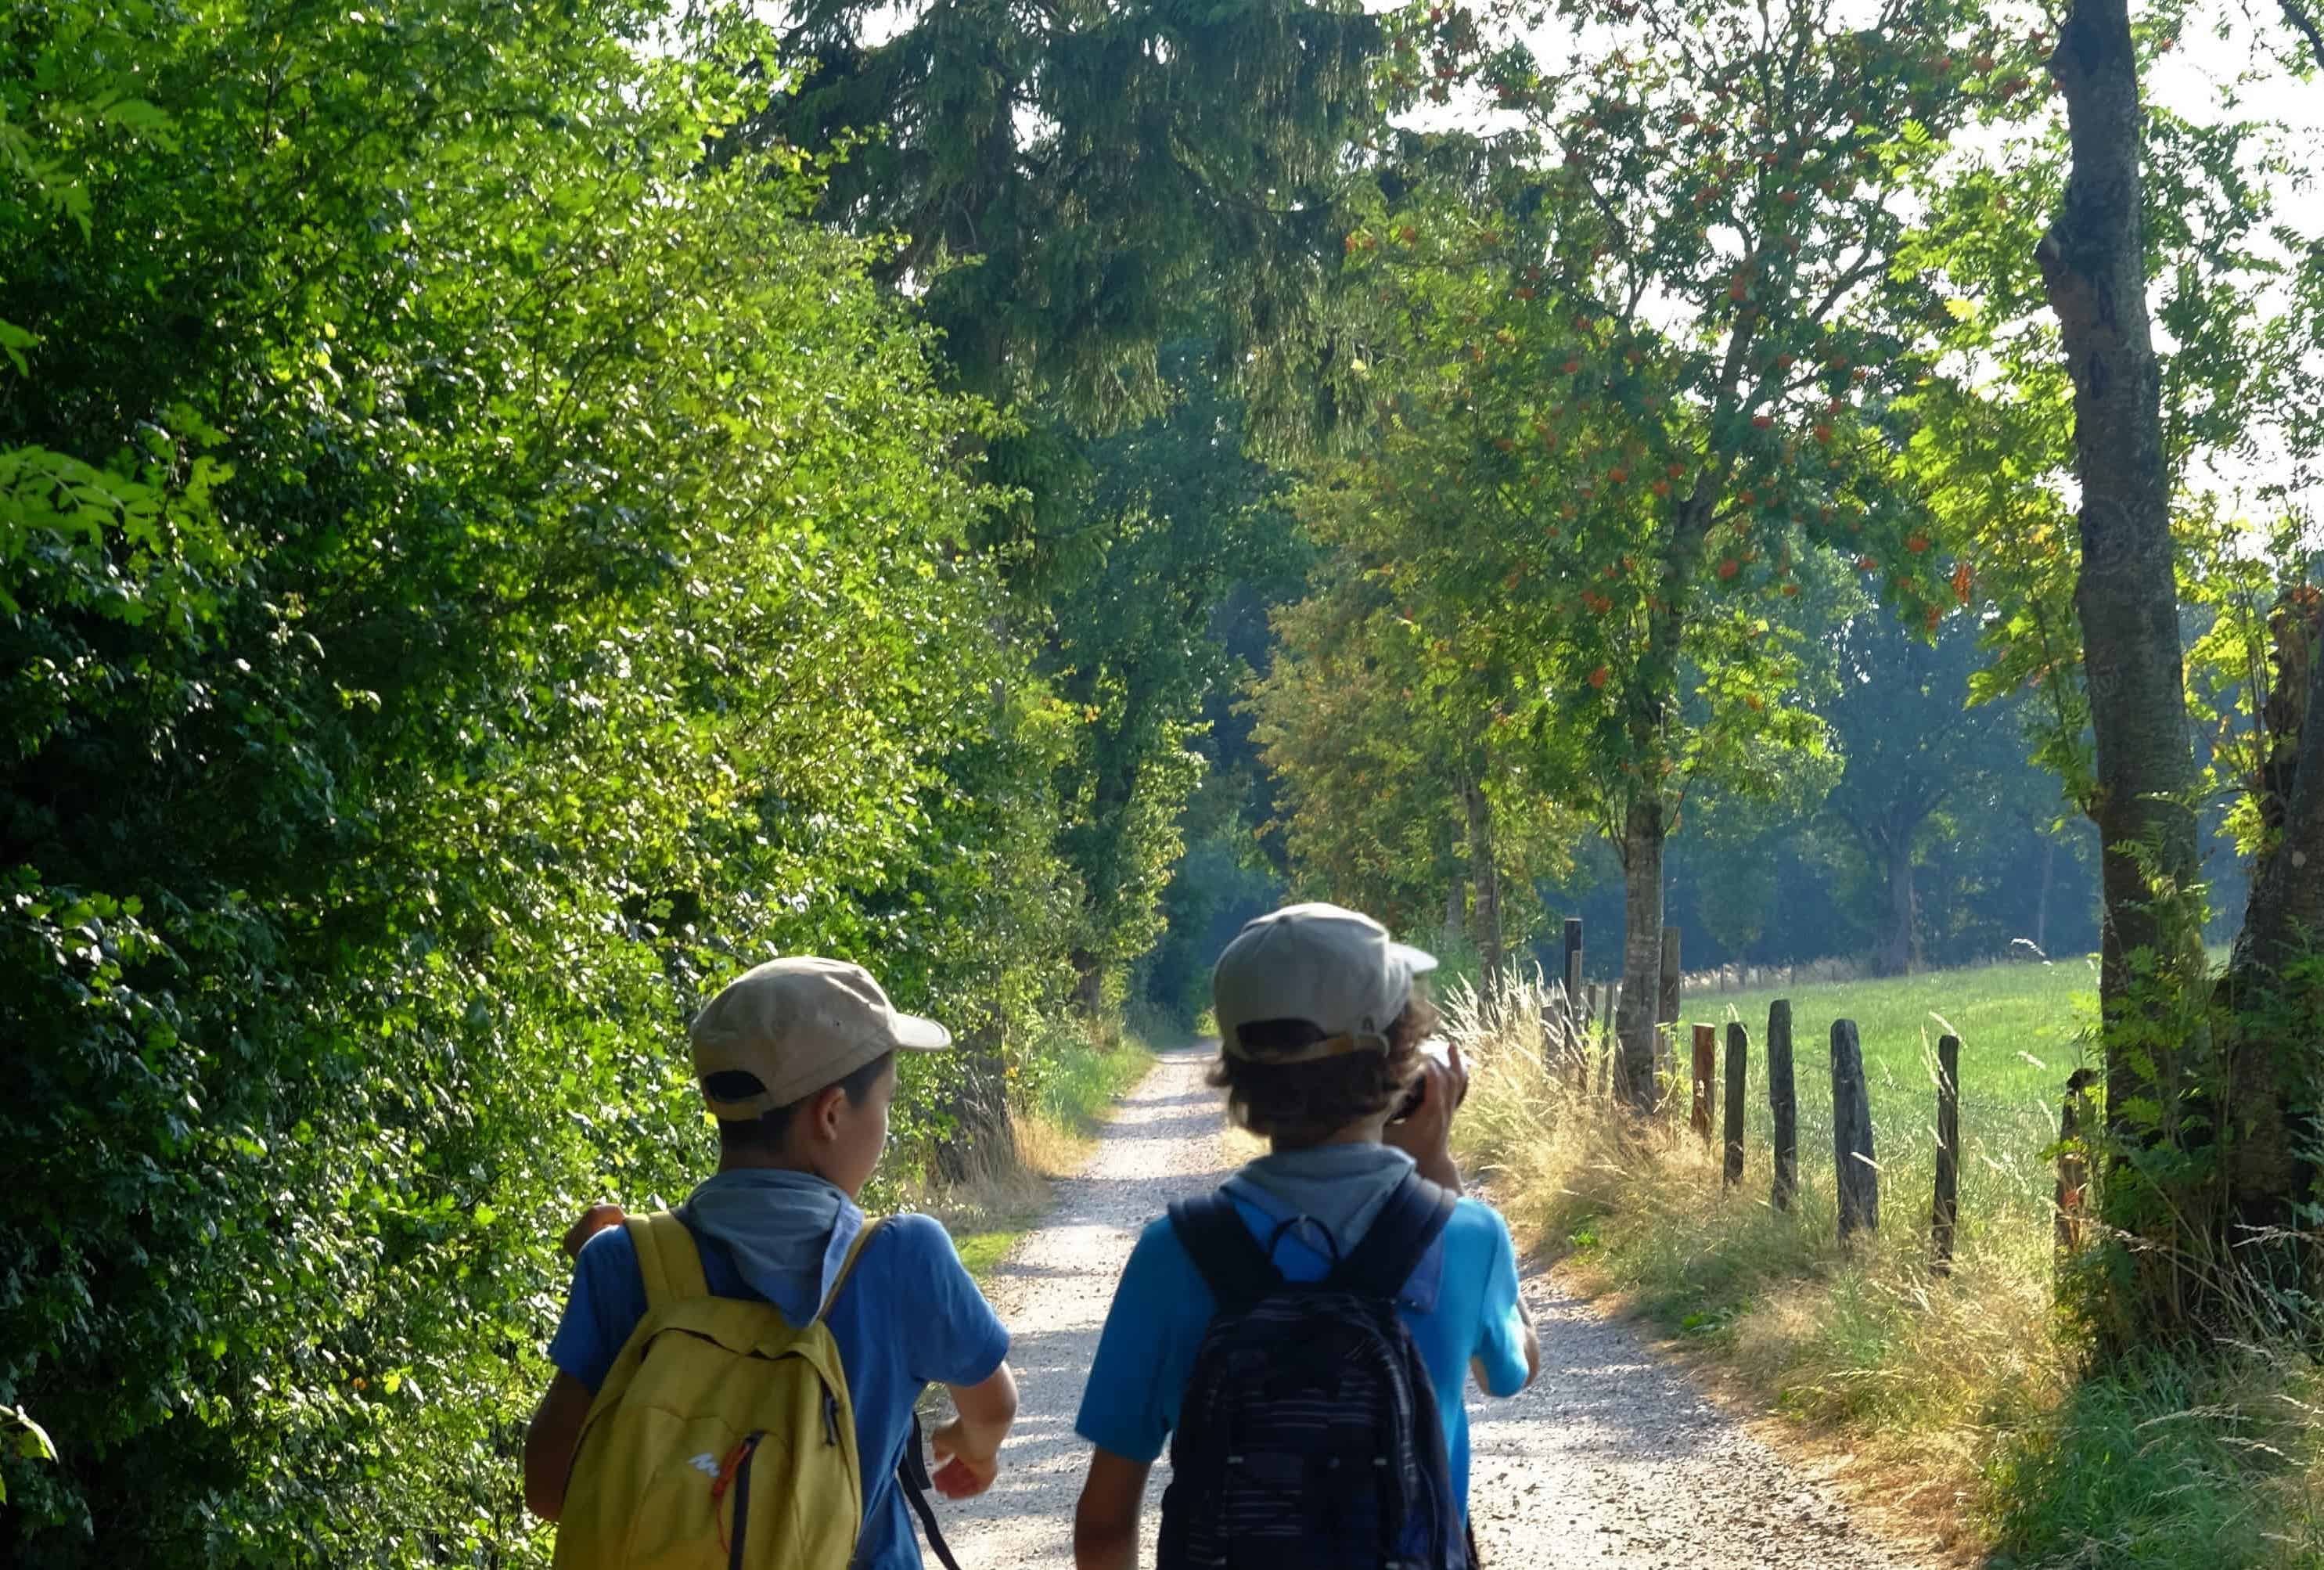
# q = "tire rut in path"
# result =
<box><xmin>933</xmin><ymin>1047</ymin><xmax>1937</xmax><ymax>1569</ymax></box>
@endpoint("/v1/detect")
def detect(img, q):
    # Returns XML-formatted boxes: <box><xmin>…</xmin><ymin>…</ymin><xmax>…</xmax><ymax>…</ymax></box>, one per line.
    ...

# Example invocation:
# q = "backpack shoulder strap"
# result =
<box><xmin>627</xmin><ymin>1211</ymin><xmax>711</xmax><ymax>1311</ymax></box>
<box><xmin>1167</xmin><ymin>1190</ymin><xmax>1283</xmax><ymax>1311</ymax></box>
<box><xmin>815</xmin><ymin>1215</ymin><xmax>888</xmax><ymax>1323</ymax></box>
<box><xmin>1331</xmin><ymin>1172</ymin><xmax>1458</xmax><ymax>1302</ymax></box>
<box><xmin>895</xmin><ymin>1412</ymin><xmax>966</xmax><ymax>1570</ymax></box>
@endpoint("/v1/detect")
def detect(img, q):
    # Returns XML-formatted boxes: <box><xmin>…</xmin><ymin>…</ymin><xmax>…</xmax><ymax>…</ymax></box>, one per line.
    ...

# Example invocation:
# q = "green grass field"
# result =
<box><xmin>1677</xmin><ymin>958</ymin><xmax>2100</xmax><ymax>1262</ymax></box>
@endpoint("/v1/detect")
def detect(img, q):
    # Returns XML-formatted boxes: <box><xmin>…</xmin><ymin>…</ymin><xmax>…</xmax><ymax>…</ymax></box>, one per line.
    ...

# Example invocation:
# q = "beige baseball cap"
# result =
<box><xmin>689</xmin><ymin>956</ymin><xmax>952</xmax><ymax>1118</ymax></box>
<box><xmin>1212</xmin><ymin>902</ymin><xmax>1437</xmax><ymax>1062</ymax></box>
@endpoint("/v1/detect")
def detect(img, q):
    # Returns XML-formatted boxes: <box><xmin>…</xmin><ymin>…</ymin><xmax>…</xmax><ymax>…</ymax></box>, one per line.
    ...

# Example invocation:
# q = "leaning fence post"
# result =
<box><xmin>1768</xmin><ymin>999</ymin><xmax>1797</xmax><ymax>1213</ymax></box>
<box><xmin>1690</xmin><ymin>1024</ymin><xmax>1717</xmax><ymax>1147</ymax></box>
<box><xmin>1724</xmin><ymin>1021</ymin><xmax>1747</xmax><ymax>1190</ymax></box>
<box><xmin>2055</xmin><ymin>1068</ymin><xmax>2097</xmax><ymax>1267</ymax></box>
<box><xmin>1831</xmin><ymin>1018</ymin><xmax>1878</xmax><ymax>1240</ymax></box>
<box><xmin>1932</xmin><ymin>1032</ymin><xmax>1960</xmax><ymax>1276</ymax></box>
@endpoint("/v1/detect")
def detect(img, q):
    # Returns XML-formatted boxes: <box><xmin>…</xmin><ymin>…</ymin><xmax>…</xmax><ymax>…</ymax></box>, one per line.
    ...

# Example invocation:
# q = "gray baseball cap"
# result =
<box><xmin>1211</xmin><ymin>902</ymin><xmax>1437</xmax><ymax>1061</ymax></box>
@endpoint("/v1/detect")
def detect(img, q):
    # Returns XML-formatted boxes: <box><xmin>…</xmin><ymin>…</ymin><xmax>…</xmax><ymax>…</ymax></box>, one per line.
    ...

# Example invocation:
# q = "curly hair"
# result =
<box><xmin>1209</xmin><ymin>993</ymin><xmax>1440</xmax><ymax>1147</ymax></box>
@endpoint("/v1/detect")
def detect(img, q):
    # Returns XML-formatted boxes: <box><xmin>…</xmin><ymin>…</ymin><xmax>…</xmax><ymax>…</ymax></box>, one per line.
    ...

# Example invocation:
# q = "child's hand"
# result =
<box><xmin>1384</xmin><ymin>1042</ymin><xmax>1466</xmax><ymax>1191</ymax></box>
<box><xmin>562</xmin><ymin>1203</ymin><xmax>627</xmax><ymax>1259</ymax></box>
<box><xmin>927</xmin><ymin>1417</ymin><xmax>1000</xmax><ymax>1500</ymax></box>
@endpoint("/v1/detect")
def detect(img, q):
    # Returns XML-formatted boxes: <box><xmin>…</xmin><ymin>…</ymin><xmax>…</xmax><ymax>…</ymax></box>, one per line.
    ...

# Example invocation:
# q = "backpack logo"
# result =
<box><xmin>687</xmin><ymin>1453</ymin><xmax>721</xmax><ymax>1478</ymax></box>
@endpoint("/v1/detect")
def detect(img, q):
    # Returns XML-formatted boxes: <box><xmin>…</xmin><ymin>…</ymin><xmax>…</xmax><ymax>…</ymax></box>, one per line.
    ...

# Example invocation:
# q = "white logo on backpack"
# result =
<box><xmin>687</xmin><ymin>1453</ymin><xmax>721</xmax><ymax>1478</ymax></box>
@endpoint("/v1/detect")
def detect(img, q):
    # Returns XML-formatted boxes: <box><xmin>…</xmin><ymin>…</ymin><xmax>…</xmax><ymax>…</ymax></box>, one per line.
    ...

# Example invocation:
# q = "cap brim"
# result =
<box><xmin>1392</xmin><ymin>942</ymin><xmax>1440</xmax><ymax>976</ymax></box>
<box><xmin>890</xmin><ymin>1013</ymin><xmax>953</xmax><ymax>1052</ymax></box>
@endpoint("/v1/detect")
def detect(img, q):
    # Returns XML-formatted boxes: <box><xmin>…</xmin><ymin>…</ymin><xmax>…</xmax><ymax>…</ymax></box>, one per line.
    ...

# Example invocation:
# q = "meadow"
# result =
<box><xmin>1445</xmin><ymin>956</ymin><xmax>2324</xmax><ymax>1569</ymax></box>
<box><xmin>1693</xmin><ymin>959</ymin><xmax>2099</xmax><ymax>1284</ymax></box>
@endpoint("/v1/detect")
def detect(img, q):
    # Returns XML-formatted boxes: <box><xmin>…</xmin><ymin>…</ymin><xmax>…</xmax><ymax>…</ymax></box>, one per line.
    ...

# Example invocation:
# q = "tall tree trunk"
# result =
<box><xmin>2035</xmin><ymin>834</ymin><xmax>2056</xmax><ymax>953</ymax></box>
<box><xmin>1611</xmin><ymin>499</ymin><xmax>1703</xmax><ymax>1114</ymax></box>
<box><xmin>1069</xmin><ymin>946</ymin><xmax>1104</xmax><ymax>1017</ymax></box>
<box><xmin>1613</xmin><ymin>794</ymin><xmax>1666</xmax><ymax>1111</ymax></box>
<box><xmin>2042</xmin><ymin>0</ymin><xmax>2206</xmax><ymax>1014</ymax></box>
<box><xmin>1462</xmin><ymin>779</ymin><xmax>1503</xmax><ymax>981</ymax></box>
<box><xmin>1880</xmin><ymin>835</ymin><xmax>1916</xmax><ymax>978</ymax></box>
<box><xmin>2042</xmin><ymin>0</ymin><xmax>2211</xmax><ymax>1334</ymax></box>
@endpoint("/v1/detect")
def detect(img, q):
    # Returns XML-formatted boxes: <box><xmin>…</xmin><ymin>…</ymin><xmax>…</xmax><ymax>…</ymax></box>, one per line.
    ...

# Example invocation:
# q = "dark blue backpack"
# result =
<box><xmin>1158</xmin><ymin>1172</ymin><xmax>1468</xmax><ymax>1570</ymax></box>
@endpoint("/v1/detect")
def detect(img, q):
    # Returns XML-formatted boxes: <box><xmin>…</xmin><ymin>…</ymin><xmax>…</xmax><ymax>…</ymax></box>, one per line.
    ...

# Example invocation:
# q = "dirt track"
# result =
<box><xmin>933</xmin><ymin>1047</ymin><xmax>1935</xmax><ymax>1568</ymax></box>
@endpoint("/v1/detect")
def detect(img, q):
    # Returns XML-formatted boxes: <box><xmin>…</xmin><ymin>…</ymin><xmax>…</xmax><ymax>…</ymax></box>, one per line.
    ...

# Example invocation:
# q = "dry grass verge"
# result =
<box><xmin>922</xmin><ymin>1028</ymin><xmax>1160</xmax><ymax>1283</ymax></box>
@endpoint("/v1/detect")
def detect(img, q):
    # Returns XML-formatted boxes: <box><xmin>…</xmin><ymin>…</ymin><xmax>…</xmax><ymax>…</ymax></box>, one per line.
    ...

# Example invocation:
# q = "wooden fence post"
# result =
<box><xmin>1831</xmin><ymin>1018</ymin><xmax>1879</xmax><ymax>1240</ymax></box>
<box><xmin>1724</xmin><ymin>1021</ymin><xmax>1747</xmax><ymax>1189</ymax></box>
<box><xmin>1592</xmin><ymin>984</ymin><xmax>1610</xmax><ymax>1097</ymax></box>
<box><xmin>1768</xmin><ymin>999</ymin><xmax>1797</xmax><ymax>1213</ymax></box>
<box><xmin>2055</xmin><ymin>1067</ymin><xmax>2097</xmax><ymax>1266</ymax></box>
<box><xmin>1690</xmin><ymin>1024</ymin><xmax>1717</xmax><ymax>1147</ymax></box>
<box><xmin>1563</xmin><ymin>917</ymin><xmax>1586</xmax><ymax>1089</ymax></box>
<box><xmin>1932</xmin><ymin>1032</ymin><xmax>1960</xmax><ymax>1276</ymax></box>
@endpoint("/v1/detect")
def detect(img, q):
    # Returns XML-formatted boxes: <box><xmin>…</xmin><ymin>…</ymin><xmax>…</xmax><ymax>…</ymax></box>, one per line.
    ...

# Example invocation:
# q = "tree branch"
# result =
<box><xmin>2279</xmin><ymin>0</ymin><xmax>2324</xmax><ymax>74</ymax></box>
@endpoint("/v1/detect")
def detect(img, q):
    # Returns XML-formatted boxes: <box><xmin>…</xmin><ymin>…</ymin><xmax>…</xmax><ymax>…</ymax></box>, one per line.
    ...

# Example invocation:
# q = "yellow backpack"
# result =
<box><xmin>552</xmin><ymin>1212</ymin><xmax>884</xmax><ymax>1570</ymax></box>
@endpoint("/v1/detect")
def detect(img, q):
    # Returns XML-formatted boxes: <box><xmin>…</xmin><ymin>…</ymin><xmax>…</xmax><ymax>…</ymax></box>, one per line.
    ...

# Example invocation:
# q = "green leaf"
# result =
<box><xmin>2</xmin><ymin>1406</ymin><xmax>56</xmax><ymax>1464</ymax></box>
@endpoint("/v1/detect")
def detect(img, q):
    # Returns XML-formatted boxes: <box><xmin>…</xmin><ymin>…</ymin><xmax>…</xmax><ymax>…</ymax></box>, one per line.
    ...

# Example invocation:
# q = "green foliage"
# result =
<box><xmin>757</xmin><ymin>0</ymin><xmax>1384</xmax><ymax>430</ymax></box>
<box><xmin>1248</xmin><ymin>0</ymin><xmax>2022</xmax><ymax>980</ymax></box>
<box><xmin>1040</xmin><ymin>351</ymin><xmax>1308</xmax><ymax>989</ymax></box>
<box><xmin>0</xmin><ymin>0</ymin><xmax>1091</xmax><ymax>1558</ymax></box>
<box><xmin>750</xmin><ymin>0</ymin><xmax>1387</xmax><ymax>1012</ymax></box>
<box><xmin>1984</xmin><ymin>1349</ymin><xmax>2324</xmax><ymax>1570</ymax></box>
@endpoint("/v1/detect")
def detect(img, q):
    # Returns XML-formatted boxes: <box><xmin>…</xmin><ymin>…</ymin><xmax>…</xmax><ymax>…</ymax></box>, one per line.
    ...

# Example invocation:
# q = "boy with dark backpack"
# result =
<box><xmin>1070</xmin><ymin>903</ymin><xmax>1540</xmax><ymax>1570</ymax></box>
<box><xmin>523</xmin><ymin>956</ymin><xmax>1020</xmax><ymax>1569</ymax></box>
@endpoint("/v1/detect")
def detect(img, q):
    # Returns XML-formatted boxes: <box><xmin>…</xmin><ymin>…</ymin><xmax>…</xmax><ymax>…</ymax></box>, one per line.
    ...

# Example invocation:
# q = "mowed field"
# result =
<box><xmin>1678</xmin><ymin>959</ymin><xmax>2099</xmax><ymax>1255</ymax></box>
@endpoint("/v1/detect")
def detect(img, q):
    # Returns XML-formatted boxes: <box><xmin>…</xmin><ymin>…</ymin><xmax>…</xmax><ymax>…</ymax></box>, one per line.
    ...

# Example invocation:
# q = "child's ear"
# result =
<box><xmin>808</xmin><ymin>1082</ymin><xmax>849</xmax><ymax>1143</ymax></box>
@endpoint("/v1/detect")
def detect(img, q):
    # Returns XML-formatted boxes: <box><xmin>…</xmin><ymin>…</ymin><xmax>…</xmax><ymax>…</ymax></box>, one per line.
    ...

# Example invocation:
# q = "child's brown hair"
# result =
<box><xmin>1207</xmin><ymin>993</ymin><xmax>1440</xmax><ymax>1147</ymax></box>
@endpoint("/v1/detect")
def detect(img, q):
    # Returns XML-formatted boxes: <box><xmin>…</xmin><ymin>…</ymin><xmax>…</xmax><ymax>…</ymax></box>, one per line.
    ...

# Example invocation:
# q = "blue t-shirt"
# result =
<box><xmin>1072</xmin><ymin>1181</ymin><xmax>1530</xmax><ymax>1516</ymax></box>
<box><xmin>549</xmin><ymin>1212</ymin><xmax>1009</xmax><ymax>1570</ymax></box>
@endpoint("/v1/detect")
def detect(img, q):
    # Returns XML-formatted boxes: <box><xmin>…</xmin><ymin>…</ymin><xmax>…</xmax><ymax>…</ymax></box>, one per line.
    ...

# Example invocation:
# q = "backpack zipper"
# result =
<box><xmin>823</xmin><ymin>1390</ymin><xmax>840</xmax><ymax>1446</ymax></box>
<box><xmin>721</xmin><ymin>1431</ymin><xmax>764</xmax><ymax>1570</ymax></box>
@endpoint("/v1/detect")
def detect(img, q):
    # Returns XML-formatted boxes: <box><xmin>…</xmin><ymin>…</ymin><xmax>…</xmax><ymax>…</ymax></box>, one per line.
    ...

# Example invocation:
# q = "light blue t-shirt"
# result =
<box><xmin>549</xmin><ymin>1211</ymin><xmax>1009</xmax><ymax>1569</ymax></box>
<box><xmin>1072</xmin><ymin>1159</ymin><xmax>1531</xmax><ymax>1516</ymax></box>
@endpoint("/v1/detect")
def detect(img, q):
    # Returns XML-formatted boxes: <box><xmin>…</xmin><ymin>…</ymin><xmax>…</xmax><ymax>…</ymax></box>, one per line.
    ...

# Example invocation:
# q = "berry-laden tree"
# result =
<box><xmin>1330</xmin><ymin>0</ymin><xmax>2016</xmax><ymax>1103</ymax></box>
<box><xmin>1246</xmin><ymin>531</ymin><xmax>1580</xmax><ymax>969</ymax></box>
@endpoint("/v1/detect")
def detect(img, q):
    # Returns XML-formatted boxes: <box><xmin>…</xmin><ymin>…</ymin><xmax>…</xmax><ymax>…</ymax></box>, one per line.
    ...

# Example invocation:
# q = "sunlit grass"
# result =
<box><xmin>1443</xmin><ymin>958</ymin><xmax>2321</xmax><ymax>1568</ymax></box>
<box><xmin>926</xmin><ymin>1028</ymin><xmax>1157</xmax><ymax>1285</ymax></box>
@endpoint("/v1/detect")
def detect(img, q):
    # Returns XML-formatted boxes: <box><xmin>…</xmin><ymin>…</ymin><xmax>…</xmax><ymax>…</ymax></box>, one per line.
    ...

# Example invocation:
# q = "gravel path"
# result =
<box><xmin>934</xmin><ymin>1046</ymin><xmax>1934</xmax><ymax>1569</ymax></box>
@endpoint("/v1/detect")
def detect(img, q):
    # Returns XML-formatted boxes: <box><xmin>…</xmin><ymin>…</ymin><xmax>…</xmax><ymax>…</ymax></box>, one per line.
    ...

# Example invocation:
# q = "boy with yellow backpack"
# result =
<box><xmin>524</xmin><ymin>956</ymin><xmax>1020</xmax><ymax>1568</ymax></box>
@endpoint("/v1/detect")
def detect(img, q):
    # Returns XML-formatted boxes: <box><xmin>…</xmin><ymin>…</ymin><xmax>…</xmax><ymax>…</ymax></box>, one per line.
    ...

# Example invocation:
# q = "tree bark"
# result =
<box><xmin>1612</xmin><ymin>496</ymin><xmax>1703</xmax><ymax>1113</ymax></box>
<box><xmin>2217</xmin><ymin>591</ymin><xmax>2324</xmax><ymax>1301</ymax></box>
<box><xmin>1614</xmin><ymin>793</ymin><xmax>1666</xmax><ymax>1111</ymax></box>
<box><xmin>1462</xmin><ymin>778</ymin><xmax>1503</xmax><ymax>980</ymax></box>
<box><xmin>2035</xmin><ymin>834</ymin><xmax>2056</xmax><ymax>953</ymax></box>
<box><xmin>1069</xmin><ymin>946</ymin><xmax>1105</xmax><ymax>1017</ymax></box>
<box><xmin>2040</xmin><ymin>0</ymin><xmax>2206</xmax><ymax>1161</ymax></box>
<box><xmin>932</xmin><ymin>1024</ymin><xmax>1020</xmax><ymax>1186</ymax></box>
<box><xmin>1879</xmin><ymin>834</ymin><xmax>1916</xmax><ymax>978</ymax></box>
